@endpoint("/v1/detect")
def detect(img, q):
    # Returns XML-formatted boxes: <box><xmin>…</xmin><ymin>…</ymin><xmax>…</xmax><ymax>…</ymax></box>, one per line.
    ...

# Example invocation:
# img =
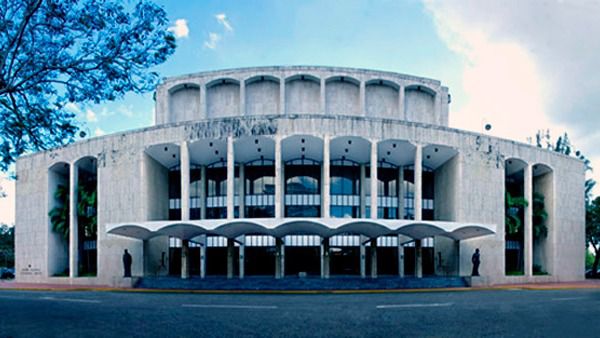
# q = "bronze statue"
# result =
<box><xmin>471</xmin><ymin>248</ymin><xmax>480</xmax><ymax>276</ymax></box>
<box><xmin>123</xmin><ymin>249</ymin><xmax>132</xmax><ymax>277</ymax></box>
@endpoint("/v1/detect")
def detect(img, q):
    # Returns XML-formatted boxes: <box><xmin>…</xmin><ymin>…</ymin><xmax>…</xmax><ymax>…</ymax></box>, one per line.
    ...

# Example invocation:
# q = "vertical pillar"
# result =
<box><xmin>227</xmin><ymin>238</ymin><xmax>234</xmax><ymax>279</ymax></box>
<box><xmin>69</xmin><ymin>163</ymin><xmax>79</xmax><ymax>278</ymax></box>
<box><xmin>200</xmin><ymin>165</ymin><xmax>207</xmax><ymax>219</ymax></box>
<box><xmin>360</xmin><ymin>164</ymin><xmax>366</xmax><ymax>218</ymax></box>
<box><xmin>434</xmin><ymin>93</ymin><xmax>441</xmax><ymax>124</ymax></box>
<box><xmin>238</xmin><ymin>163</ymin><xmax>245</xmax><ymax>218</ymax></box>
<box><xmin>181</xmin><ymin>240</ymin><xmax>189</xmax><ymax>279</ymax></box>
<box><xmin>455</xmin><ymin>240</ymin><xmax>460</xmax><ymax>276</ymax></box>
<box><xmin>238</xmin><ymin>235</ymin><xmax>245</xmax><ymax>279</ymax></box>
<box><xmin>398</xmin><ymin>85</ymin><xmax>405</xmax><ymax>120</ymax></box>
<box><xmin>322</xmin><ymin>135</ymin><xmax>330</xmax><ymax>218</ymax></box>
<box><xmin>370</xmin><ymin>140</ymin><xmax>378</xmax><ymax>219</ymax></box>
<box><xmin>414</xmin><ymin>144</ymin><xmax>423</xmax><ymax>221</ymax></box>
<box><xmin>281</xmin><ymin>240</ymin><xmax>285</xmax><ymax>278</ymax></box>
<box><xmin>200</xmin><ymin>84</ymin><xmax>207</xmax><ymax>118</ymax></box>
<box><xmin>180</xmin><ymin>141</ymin><xmax>190</xmax><ymax>221</ymax></box>
<box><xmin>275</xmin><ymin>238</ymin><xmax>283</xmax><ymax>279</ymax></box>
<box><xmin>359</xmin><ymin>81</ymin><xmax>366</xmax><ymax>116</ymax></box>
<box><xmin>398</xmin><ymin>166</ymin><xmax>405</xmax><ymax>219</ymax></box>
<box><xmin>200</xmin><ymin>235</ymin><xmax>206</xmax><ymax>279</ymax></box>
<box><xmin>524</xmin><ymin>163</ymin><xmax>533</xmax><ymax>277</ymax></box>
<box><xmin>370</xmin><ymin>239</ymin><xmax>378</xmax><ymax>278</ymax></box>
<box><xmin>279</xmin><ymin>78</ymin><xmax>286</xmax><ymax>115</ymax></box>
<box><xmin>415</xmin><ymin>239</ymin><xmax>423</xmax><ymax>278</ymax></box>
<box><xmin>275</xmin><ymin>136</ymin><xmax>283</xmax><ymax>218</ymax></box>
<box><xmin>320</xmin><ymin>78</ymin><xmax>326</xmax><ymax>114</ymax></box>
<box><xmin>398</xmin><ymin>235</ymin><xmax>405</xmax><ymax>277</ymax></box>
<box><xmin>360</xmin><ymin>235</ymin><xmax>366</xmax><ymax>278</ymax></box>
<box><xmin>320</xmin><ymin>237</ymin><xmax>330</xmax><ymax>279</ymax></box>
<box><xmin>226</xmin><ymin>136</ymin><xmax>235</xmax><ymax>219</ymax></box>
<box><xmin>239</xmin><ymin>80</ymin><xmax>246</xmax><ymax>116</ymax></box>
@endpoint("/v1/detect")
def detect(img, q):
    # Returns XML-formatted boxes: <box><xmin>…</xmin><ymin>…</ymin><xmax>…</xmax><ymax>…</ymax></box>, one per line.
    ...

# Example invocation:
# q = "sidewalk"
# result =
<box><xmin>2</xmin><ymin>278</ymin><xmax>600</xmax><ymax>293</ymax></box>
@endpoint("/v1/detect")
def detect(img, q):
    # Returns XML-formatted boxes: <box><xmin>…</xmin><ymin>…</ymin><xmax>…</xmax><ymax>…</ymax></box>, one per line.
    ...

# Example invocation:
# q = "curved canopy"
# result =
<box><xmin>107</xmin><ymin>218</ymin><xmax>496</xmax><ymax>242</ymax></box>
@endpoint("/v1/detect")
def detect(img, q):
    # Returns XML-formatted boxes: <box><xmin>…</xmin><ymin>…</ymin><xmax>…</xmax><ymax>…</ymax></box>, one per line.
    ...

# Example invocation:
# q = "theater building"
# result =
<box><xmin>15</xmin><ymin>66</ymin><xmax>585</xmax><ymax>286</ymax></box>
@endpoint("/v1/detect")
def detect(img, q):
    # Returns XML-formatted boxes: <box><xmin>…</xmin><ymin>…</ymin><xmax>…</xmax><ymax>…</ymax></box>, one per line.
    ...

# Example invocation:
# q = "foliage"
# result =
<box><xmin>77</xmin><ymin>179</ymin><xmax>97</xmax><ymax>238</ymax></box>
<box><xmin>505</xmin><ymin>191</ymin><xmax>528</xmax><ymax>235</ymax></box>
<box><xmin>0</xmin><ymin>224</ymin><xmax>14</xmax><ymax>267</ymax></box>
<box><xmin>48</xmin><ymin>184</ymin><xmax>69</xmax><ymax>240</ymax></box>
<box><xmin>586</xmin><ymin>197</ymin><xmax>600</xmax><ymax>277</ymax></box>
<box><xmin>586</xmin><ymin>250</ymin><xmax>596</xmax><ymax>270</ymax></box>
<box><xmin>0</xmin><ymin>0</ymin><xmax>176</xmax><ymax>171</ymax></box>
<box><xmin>532</xmin><ymin>192</ymin><xmax>548</xmax><ymax>239</ymax></box>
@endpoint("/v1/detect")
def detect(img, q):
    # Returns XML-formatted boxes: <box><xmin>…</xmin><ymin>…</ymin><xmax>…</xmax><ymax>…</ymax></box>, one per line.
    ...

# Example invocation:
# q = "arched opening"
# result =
<box><xmin>282</xmin><ymin>135</ymin><xmax>323</xmax><ymax>217</ymax></box>
<box><xmin>422</xmin><ymin>144</ymin><xmax>458</xmax><ymax>221</ymax></box>
<box><xmin>404</xmin><ymin>85</ymin><xmax>435</xmax><ymax>123</ymax></box>
<box><xmin>533</xmin><ymin>163</ymin><xmax>553</xmax><ymax>275</ymax></box>
<box><xmin>74</xmin><ymin>156</ymin><xmax>98</xmax><ymax>276</ymax></box>
<box><xmin>206</xmin><ymin>78</ymin><xmax>240</xmax><ymax>118</ymax></box>
<box><xmin>505</xmin><ymin>158</ymin><xmax>527</xmax><ymax>275</ymax></box>
<box><xmin>168</xmin><ymin>83</ymin><xmax>201</xmax><ymax>122</ymax></box>
<box><xmin>235</xmin><ymin>136</ymin><xmax>276</xmax><ymax>218</ymax></box>
<box><xmin>365</xmin><ymin>79</ymin><xmax>400</xmax><ymax>118</ymax></box>
<box><xmin>330</xmin><ymin>136</ymin><xmax>371</xmax><ymax>218</ymax></box>
<box><xmin>245</xmin><ymin>75</ymin><xmax>280</xmax><ymax>115</ymax></box>
<box><xmin>285</xmin><ymin>74</ymin><xmax>320</xmax><ymax>114</ymax></box>
<box><xmin>48</xmin><ymin>162</ymin><xmax>70</xmax><ymax>277</ymax></box>
<box><xmin>189</xmin><ymin>139</ymin><xmax>229</xmax><ymax>220</ymax></box>
<box><xmin>144</xmin><ymin>143</ymin><xmax>180</xmax><ymax>221</ymax></box>
<box><xmin>325</xmin><ymin>76</ymin><xmax>360</xmax><ymax>116</ymax></box>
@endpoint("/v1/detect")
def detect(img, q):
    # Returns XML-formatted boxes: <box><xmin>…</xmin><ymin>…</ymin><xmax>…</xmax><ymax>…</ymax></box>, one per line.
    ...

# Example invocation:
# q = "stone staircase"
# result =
<box><xmin>136</xmin><ymin>275</ymin><xmax>469</xmax><ymax>291</ymax></box>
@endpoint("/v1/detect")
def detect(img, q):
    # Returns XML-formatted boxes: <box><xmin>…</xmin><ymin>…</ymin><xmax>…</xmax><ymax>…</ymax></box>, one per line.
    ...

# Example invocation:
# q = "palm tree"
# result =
<box><xmin>505</xmin><ymin>191</ymin><xmax>528</xmax><ymax>235</ymax></box>
<box><xmin>48</xmin><ymin>184</ymin><xmax>69</xmax><ymax>240</ymax></box>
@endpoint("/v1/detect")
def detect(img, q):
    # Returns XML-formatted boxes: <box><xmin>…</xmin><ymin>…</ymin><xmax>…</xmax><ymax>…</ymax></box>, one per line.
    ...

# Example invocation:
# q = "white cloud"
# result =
<box><xmin>94</xmin><ymin>128</ymin><xmax>106</xmax><ymax>136</ymax></box>
<box><xmin>204</xmin><ymin>32</ymin><xmax>221</xmax><ymax>49</ymax></box>
<box><xmin>0</xmin><ymin>175</ymin><xmax>15</xmax><ymax>226</ymax></box>
<box><xmin>65</xmin><ymin>102</ymin><xmax>82</xmax><ymax>114</ymax></box>
<box><xmin>118</xmin><ymin>105</ymin><xmax>135</xmax><ymax>118</ymax></box>
<box><xmin>168</xmin><ymin>19</ymin><xmax>189</xmax><ymax>39</ymax></box>
<box><xmin>424</xmin><ymin>0</ymin><xmax>600</xmax><ymax>191</ymax></box>
<box><xmin>215</xmin><ymin>13</ymin><xmax>233</xmax><ymax>32</ymax></box>
<box><xmin>86</xmin><ymin>108</ymin><xmax>98</xmax><ymax>122</ymax></box>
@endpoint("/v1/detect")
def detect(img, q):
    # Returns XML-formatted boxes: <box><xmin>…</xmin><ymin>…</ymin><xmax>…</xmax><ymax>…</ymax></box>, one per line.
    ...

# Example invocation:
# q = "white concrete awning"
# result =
<box><xmin>107</xmin><ymin>218</ymin><xmax>495</xmax><ymax>242</ymax></box>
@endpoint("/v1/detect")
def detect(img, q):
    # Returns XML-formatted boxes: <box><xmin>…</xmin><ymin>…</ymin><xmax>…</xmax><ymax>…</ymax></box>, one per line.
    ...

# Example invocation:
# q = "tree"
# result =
<box><xmin>586</xmin><ymin>197</ymin><xmax>600</xmax><ymax>277</ymax></box>
<box><xmin>505</xmin><ymin>191</ymin><xmax>528</xmax><ymax>235</ymax></box>
<box><xmin>0</xmin><ymin>224</ymin><xmax>14</xmax><ymax>267</ymax></box>
<box><xmin>48</xmin><ymin>184</ymin><xmax>69</xmax><ymax>240</ymax></box>
<box><xmin>0</xmin><ymin>0</ymin><xmax>176</xmax><ymax>171</ymax></box>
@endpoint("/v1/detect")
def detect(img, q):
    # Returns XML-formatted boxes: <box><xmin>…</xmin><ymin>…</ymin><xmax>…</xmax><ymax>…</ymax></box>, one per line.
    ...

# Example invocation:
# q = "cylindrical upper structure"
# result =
<box><xmin>155</xmin><ymin>66</ymin><xmax>450</xmax><ymax>126</ymax></box>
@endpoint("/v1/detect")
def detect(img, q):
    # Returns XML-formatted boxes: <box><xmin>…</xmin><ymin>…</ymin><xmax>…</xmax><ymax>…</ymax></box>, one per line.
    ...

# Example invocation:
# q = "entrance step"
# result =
<box><xmin>136</xmin><ymin>276</ymin><xmax>469</xmax><ymax>290</ymax></box>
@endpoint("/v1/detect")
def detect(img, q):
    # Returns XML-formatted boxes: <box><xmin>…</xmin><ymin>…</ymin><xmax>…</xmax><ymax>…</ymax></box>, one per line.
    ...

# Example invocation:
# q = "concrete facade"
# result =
<box><xmin>15</xmin><ymin>66</ymin><xmax>585</xmax><ymax>286</ymax></box>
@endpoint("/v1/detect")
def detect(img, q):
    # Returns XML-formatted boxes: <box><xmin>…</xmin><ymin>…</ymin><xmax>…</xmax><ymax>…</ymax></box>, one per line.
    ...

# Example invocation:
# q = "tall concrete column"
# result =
<box><xmin>239</xmin><ymin>235</ymin><xmax>245</xmax><ymax>279</ymax></box>
<box><xmin>370</xmin><ymin>140</ymin><xmax>378</xmax><ymax>219</ymax></box>
<box><xmin>281</xmin><ymin>240</ymin><xmax>285</xmax><ymax>278</ymax></box>
<box><xmin>414</xmin><ymin>144</ymin><xmax>423</xmax><ymax>221</ymax></box>
<box><xmin>275</xmin><ymin>136</ymin><xmax>283</xmax><ymax>218</ymax></box>
<box><xmin>398</xmin><ymin>85</ymin><xmax>405</xmax><ymax>120</ymax></box>
<box><xmin>370</xmin><ymin>239</ymin><xmax>378</xmax><ymax>278</ymax></box>
<box><xmin>226</xmin><ymin>136</ymin><xmax>235</xmax><ymax>219</ymax></box>
<box><xmin>200</xmin><ymin>235</ymin><xmax>206</xmax><ymax>279</ymax></box>
<box><xmin>322</xmin><ymin>135</ymin><xmax>331</xmax><ymax>218</ymax></box>
<box><xmin>398</xmin><ymin>166</ymin><xmax>405</xmax><ymax>219</ymax></box>
<box><xmin>279</xmin><ymin>78</ymin><xmax>286</xmax><ymax>115</ymax></box>
<box><xmin>227</xmin><ymin>238</ymin><xmax>234</xmax><ymax>279</ymax></box>
<box><xmin>181</xmin><ymin>240</ymin><xmax>189</xmax><ymax>279</ymax></box>
<box><xmin>359</xmin><ymin>81</ymin><xmax>366</xmax><ymax>116</ymax></box>
<box><xmin>524</xmin><ymin>163</ymin><xmax>533</xmax><ymax>277</ymax></box>
<box><xmin>415</xmin><ymin>239</ymin><xmax>423</xmax><ymax>278</ymax></box>
<box><xmin>199</xmin><ymin>84</ymin><xmax>207</xmax><ymax>118</ymax></box>
<box><xmin>455</xmin><ymin>240</ymin><xmax>460</xmax><ymax>276</ymax></box>
<box><xmin>320</xmin><ymin>237</ymin><xmax>330</xmax><ymax>279</ymax></box>
<box><xmin>69</xmin><ymin>163</ymin><xmax>79</xmax><ymax>278</ymax></box>
<box><xmin>238</xmin><ymin>164</ymin><xmax>245</xmax><ymax>218</ymax></box>
<box><xmin>398</xmin><ymin>235</ymin><xmax>405</xmax><ymax>277</ymax></box>
<box><xmin>200</xmin><ymin>165</ymin><xmax>207</xmax><ymax>219</ymax></box>
<box><xmin>360</xmin><ymin>164</ymin><xmax>366</xmax><ymax>218</ymax></box>
<box><xmin>360</xmin><ymin>235</ymin><xmax>366</xmax><ymax>278</ymax></box>
<box><xmin>180</xmin><ymin>141</ymin><xmax>190</xmax><ymax>221</ymax></box>
<box><xmin>320</xmin><ymin>78</ymin><xmax>326</xmax><ymax>114</ymax></box>
<box><xmin>275</xmin><ymin>238</ymin><xmax>283</xmax><ymax>279</ymax></box>
<box><xmin>239</xmin><ymin>80</ymin><xmax>246</xmax><ymax>116</ymax></box>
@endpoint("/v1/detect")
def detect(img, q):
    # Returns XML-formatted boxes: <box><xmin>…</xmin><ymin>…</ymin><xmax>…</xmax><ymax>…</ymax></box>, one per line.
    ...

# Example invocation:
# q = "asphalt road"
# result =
<box><xmin>1</xmin><ymin>289</ymin><xmax>599</xmax><ymax>337</ymax></box>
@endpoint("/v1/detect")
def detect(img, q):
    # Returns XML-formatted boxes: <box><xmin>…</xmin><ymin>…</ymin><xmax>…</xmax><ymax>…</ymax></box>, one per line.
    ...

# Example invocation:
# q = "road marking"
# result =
<box><xmin>182</xmin><ymin>304</ymin><xmax>278</xmax><ymax>309</ymax></box>
<box><xmin>376</xmin><ymin>302</ymin><xmax>453</xmax><ymax>309</ymax></box>
<box><xmin>39</xmin><ymin>296</ymin><xmax>101</xmax><ymax>304</ymax></box>
<box><xmin>551</xmin><ymin>297</ymin><xmax>584</xmax><ymax>301</ymax></box>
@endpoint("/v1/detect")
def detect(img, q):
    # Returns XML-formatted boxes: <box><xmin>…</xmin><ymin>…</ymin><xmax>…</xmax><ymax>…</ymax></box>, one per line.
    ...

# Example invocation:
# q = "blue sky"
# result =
<box><xmin>3</xmin><ymin>0</ymin><xmax>600</xmax><ymax>225</ymax></box>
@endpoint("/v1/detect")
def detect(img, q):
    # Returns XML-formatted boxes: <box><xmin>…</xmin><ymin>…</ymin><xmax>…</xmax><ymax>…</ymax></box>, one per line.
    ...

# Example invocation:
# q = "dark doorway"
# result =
<box><xmin>245</xmin><ymin>247</ymin><xmax>276</xmax><ymax>276</ymax></box>
<box><xmin>285</xmin><ymin>247</ymin><xmax>321</xmax><ymax>276</ymax></box>
<box><xmin>330</xmin><ymin>247</ymin><xmax>360</xmax><ymax>275</ymax></box>
<box><xmin>377</xmin><ymin>247</ymin><xmax>399</xmax><ymax>275</ymax></box>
